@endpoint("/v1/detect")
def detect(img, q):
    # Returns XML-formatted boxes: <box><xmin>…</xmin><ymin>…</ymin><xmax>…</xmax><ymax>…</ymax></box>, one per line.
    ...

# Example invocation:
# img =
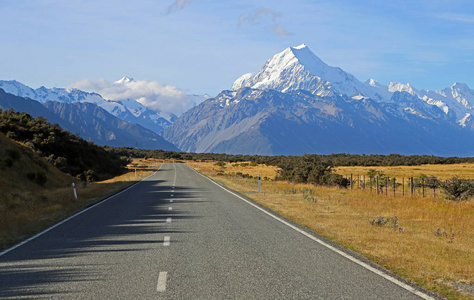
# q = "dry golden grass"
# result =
<box><xmin>335</xmin><ymin>163</ymin><xmax>474</xmax><ymax>180</ymax></box>
<box><xmin>189</xmin><ymin>161</ymin><xmax>474</xmax><ymax>300</ymax></box>
<box><xmin>193</xmin><ymin>161</ymin><xmax>280</xmax><ymax>179</ymax></box>
<box><xmin>0</xmin><ymin>157</ymin><xmax>162</xmax><ymax>251</ymax></box>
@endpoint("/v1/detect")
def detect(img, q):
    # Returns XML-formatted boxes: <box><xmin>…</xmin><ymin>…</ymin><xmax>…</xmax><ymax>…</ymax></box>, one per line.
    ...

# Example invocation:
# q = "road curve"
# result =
<box><xmin>0</xmin><ymin>163</ymin><xmax>438</xmax><ymax>299</ymax></box>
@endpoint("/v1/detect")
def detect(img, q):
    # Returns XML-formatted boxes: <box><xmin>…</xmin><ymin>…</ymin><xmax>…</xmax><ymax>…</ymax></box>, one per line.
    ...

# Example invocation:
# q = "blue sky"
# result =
<box><xmin>1</xmin><ymin>0</ymin><xmax>473</xmax><ymax>97</ymax></box>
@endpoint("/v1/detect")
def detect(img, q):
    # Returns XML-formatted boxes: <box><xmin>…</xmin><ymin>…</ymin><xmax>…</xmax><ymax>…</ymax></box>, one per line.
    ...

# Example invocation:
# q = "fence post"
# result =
<box><xmin>410</xmin><ymin>177</ymin><xmax>414</xmax><ymax>196</ymax></box>
<box><xmin>385</xmin><ymin>177</ymin><xmax>388</xmax><ymax>196</ymax></box>
<box><xmin>422</xmin><ymin>178</ymin><xmax>425</xmax><ymax>197</ymax></box>
<box><xmin>350</xmin><ymin>174</ymin><xmax>353</xmax><ymax>190</ymax></box>
<box><xmin>402</xmin><ymin>177</ymin><xmax>404</xmax><ymax>197</ymax></box>
<box><xmin>393</xmin><ymin>177</ymin><xmax>396</xmax><ymax>197</ymax></box>
<box><xmin>376</xmin><ymin>176</ymin><xmax>379</xmax><ymax>194</ymax></box>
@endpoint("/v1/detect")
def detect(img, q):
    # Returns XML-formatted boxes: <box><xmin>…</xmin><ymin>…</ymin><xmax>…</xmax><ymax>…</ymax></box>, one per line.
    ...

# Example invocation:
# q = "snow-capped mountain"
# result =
<box><xmin>233</xmin><ymin>44</ymin><xmax>474</xmax><ymax>128</ymax></box>
<box><xmin>164</xmin><ymin>44</ymin><xmax>474</xmax><ymax>156</ymax></box>
<box><xmin>163</xmin><ymin>87</ymin><xmax>474</xmax><ymax>156</ymax></box>
<box><xmin>232</xmin><ymin>44</ymin><xmax>383</xmax><ymax>100</ymax></box>
<box><xmin>0</xmin><ymin>79</ymin><xmax>175</xmax><ymax>133</ymax></box>
<box><xmin>0</xmin><ymin>88</ymin><xmax>180</xmax><ymax>151</ymax></box>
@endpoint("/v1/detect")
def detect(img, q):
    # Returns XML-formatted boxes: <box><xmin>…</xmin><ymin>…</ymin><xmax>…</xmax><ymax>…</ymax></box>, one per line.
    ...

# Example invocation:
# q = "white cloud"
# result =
<box><xmin>167</xmin><ymin>0</ymin><xmax>194</xmax><ymax>14</ymax></box>
<box><xmin>272</xmin><ymin>24</ymin><xmax>291</xmax><ymax>37</ymax></box>
<box><xmin>238</xmin><ymin>7</ymin><xmax>291</xmax><ymax>37</ymax></box>
<box><xmin>68</xmin><ymin>77</ymin><xmax>206</xmax><ymax>115</ymax></box>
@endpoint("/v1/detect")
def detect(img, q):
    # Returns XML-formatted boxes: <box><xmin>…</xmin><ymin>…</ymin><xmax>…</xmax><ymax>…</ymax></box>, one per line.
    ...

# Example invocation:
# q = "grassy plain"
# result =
<box><xmin>191</xmin><ymin>161</ymin><xmax>474</xmax><ymax>300</ymax></box>
<box><xmin>335</xmin><ymin>163</ymin><xmax>474</xmax><ymax>179</ymax></box>
<box><xmin>0</xmin><ymin>155</ymin><xmax>160</xmax><ymax>251</ymax></box>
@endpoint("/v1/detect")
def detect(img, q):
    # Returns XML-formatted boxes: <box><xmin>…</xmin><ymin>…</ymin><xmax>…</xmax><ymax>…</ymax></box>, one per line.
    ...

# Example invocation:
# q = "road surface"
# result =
<box><xmin>0</xmin><ymin>163</ymin><xmax>437</xmax><ymax>299</ymax></box>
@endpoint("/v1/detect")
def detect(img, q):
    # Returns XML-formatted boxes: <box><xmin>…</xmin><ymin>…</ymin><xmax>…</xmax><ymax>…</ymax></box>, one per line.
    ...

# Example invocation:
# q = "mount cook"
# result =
<box><xmin>163</xmin><ymin>44</ymin><xmax>474</xmax><ymax>156</ymax></box>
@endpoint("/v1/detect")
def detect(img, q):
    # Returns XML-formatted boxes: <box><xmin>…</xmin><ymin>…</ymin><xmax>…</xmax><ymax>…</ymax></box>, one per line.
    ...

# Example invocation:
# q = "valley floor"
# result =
<box><xmin>191</xmin><ymin>161</ymin><xmax>473</xmax><ymax>300</ymax></box>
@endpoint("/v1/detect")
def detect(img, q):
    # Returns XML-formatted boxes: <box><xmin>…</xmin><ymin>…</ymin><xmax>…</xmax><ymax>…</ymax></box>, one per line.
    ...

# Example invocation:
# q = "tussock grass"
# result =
<box><xmin>335</xmin><ymin>163</ymin><xmax>474</xmax><ymax>180</ymax></box>
<box><xmin>194</xmin><ymin>160</ymin><xmax>279</xmax><ymax>180</ymax></box>
<box><xmin>191</xmin><ymin>161</ymin><xmax>474</xmax><ymax>300</ymax></box>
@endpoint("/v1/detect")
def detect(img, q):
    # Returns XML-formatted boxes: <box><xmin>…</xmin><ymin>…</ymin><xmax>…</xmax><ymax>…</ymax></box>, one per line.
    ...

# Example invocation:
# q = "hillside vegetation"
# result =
<box><xmin>0</xmin><ymin>131</ymin><xmax>160</xmax><ymax>250</ymax></box>
<box><xmin>0</xmin><ymin>131</ymin><xmax>74</xmax><ymax>248</ymax></box>
<box><xmin>0</xmin><ymin>109</ymin><xmax>128</xmax><ymax>181</ymax></box>
<box><xmin>0</xmin><ymin>109</ymin><xmax>147</xmax><ymax>250</ymax></box>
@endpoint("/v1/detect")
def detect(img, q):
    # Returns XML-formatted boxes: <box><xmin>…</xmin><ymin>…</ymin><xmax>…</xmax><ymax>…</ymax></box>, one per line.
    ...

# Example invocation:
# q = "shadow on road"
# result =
<box><xmin>0</xmin><ymin>167</ymin><xmax>203</xmax><ymax>298</ymax></box>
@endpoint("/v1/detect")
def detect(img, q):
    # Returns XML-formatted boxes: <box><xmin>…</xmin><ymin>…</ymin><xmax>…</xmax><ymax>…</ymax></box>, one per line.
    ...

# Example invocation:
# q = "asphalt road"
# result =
<box><xmin>0</xmin><ymin>163</ymin><xmax>437</xmax><ymax>299</ymax></box>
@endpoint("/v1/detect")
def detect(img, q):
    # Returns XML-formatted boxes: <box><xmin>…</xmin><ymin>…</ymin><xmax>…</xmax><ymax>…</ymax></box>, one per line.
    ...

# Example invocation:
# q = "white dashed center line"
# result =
<box><xmin>163</xmin><ymin>236</ymin><xmax>170</xmax><ymax>246</ymax></box>
<box><xmin>157</xmin><ymin>271</ymin><xmax>167</xmax><ymax>292</ymax></box>
<box><xmin>168</xmin><ymin>207</ymin><xmax>173</xmax><ymax>211</ymax></box>
<box><xmin>166</xmin><ymin>217</ymin><xmax>172</xmax><ymax>223</ymax></box>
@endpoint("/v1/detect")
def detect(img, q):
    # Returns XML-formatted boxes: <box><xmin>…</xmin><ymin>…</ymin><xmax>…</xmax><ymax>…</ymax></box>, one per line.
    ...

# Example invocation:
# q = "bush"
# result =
<box><xmin>26</xmin><ymin>171</ymin><xmax>48</xmax><ymax>186</ymax></box>
<box><xmin>77</xmin><ymin>169</ymin><xmax>99</xmax><ymax>182</ymax></box>
<box><xmin>440</xmin><ymin>177</ymin><xmax>474</xmax><ymax>201</ymax></box>
<box><xmin>214</xmin><ymin>161</ymin><xmax>226</xmax><ymax>167</ymax></box>
<box><xmin>4</xmin><ymin>157</ymin><xmax>13</xmax><ymax>168</ymax></box>
<box><xmin>7</xmin><ymin>149</ymin><xmax>20</xmax><ymax>160</ymax></box>
<box><xmin>320</xmin><ymin>173</ymin><xmax>349</xmax><ymax>188</ymax></box>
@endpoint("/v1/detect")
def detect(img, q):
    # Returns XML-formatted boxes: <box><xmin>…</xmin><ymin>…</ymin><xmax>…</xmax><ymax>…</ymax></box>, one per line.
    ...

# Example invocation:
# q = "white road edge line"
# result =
<box><xmin>163</xmin><ymin>236</ymin><xmax>170</xmax><ymax>246</ymax></box>
<box><xmin>0</xmin><ymin>166</ymin><xmax>163</xmax><ymax>257</ymax></box>
<box><xmin>157</xmin><ymin>271</ymin><xmax>167</xmax><ymax>292</ymax></box>
<box><xmin>196</xmin><ymin>169</ymin><xmax>435</xmax><ymax>300</ymax></box>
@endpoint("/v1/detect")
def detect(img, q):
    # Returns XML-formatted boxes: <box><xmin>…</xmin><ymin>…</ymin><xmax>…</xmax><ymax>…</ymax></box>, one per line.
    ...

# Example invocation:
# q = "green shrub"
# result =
<box><xmin>440</xmin><ymin>177</ymin><xmax>474</xmax><ymax>201</ymax></box>
<box><xmin>214</xmin><ymin>161</ymin><xmax>226</xmax><ymax>167</ymax></box>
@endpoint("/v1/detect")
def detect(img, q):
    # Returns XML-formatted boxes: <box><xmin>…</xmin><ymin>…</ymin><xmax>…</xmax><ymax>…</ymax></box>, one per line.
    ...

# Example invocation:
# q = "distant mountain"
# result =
<box><xmin>0</xmin><ymin>79</ymin><xmax>175</xmax><ymax>133</ymax></box>
<box><xmin>232</xmin><ymin>44</ymin><xmax>382</xmax><ymax>100</ymax></box>
<box><xmin>163</xmin><ymin>88</ymin><xmax>473</xmax><ymax>156</ymax></box>
<box><xmin>163</xmin><ymin>44</ymin><xmax>474</xmax><ymax>156</ymax></box>
<box><xmin>0</xmin><ymin>88</ymin><xmax>180</xmax><ymax>151</ymax></box>
<box><xmin>233</xmin><ymin>44</ymin><xmax>474</xmax><ymax>128</ymax></box>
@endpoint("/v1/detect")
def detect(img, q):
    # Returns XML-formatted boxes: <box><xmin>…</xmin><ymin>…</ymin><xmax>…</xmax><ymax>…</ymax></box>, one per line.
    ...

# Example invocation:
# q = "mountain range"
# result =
<box><xmin>1</xmin><ymin>44</ymin><xmax>473</xmax><ymax>156</ymax></box>
<box><xmin>0</xmin><ymin>88</ymin><xmax>179</xmax><ymax>151</ymax></box>
<box><xmin>0</xmin><ymin>78</ymin><xmax>176</xmax><ymax>133</ymax></box>
<box><xmin>163</xmin><ymin>44</ymin><xmax>474</xmax><ymax>156</ymax></box>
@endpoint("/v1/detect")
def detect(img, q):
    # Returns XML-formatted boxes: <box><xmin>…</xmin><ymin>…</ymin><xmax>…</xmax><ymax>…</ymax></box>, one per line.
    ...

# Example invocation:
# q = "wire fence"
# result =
<box><xmin>345</xmin><ymin>174</ymin><xmax>474</xmax><ymax>199</ymax></box>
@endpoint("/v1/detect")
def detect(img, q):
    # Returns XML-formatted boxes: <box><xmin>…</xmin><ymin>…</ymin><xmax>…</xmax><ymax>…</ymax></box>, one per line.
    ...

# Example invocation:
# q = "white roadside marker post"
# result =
<box><xmin>72</xmin><ymin>183</ymin><xmax>78</xmax><ymax>200</ymax></box>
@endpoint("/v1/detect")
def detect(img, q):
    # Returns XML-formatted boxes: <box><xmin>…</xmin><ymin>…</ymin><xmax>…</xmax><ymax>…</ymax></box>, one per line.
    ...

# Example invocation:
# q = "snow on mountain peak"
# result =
<box><xmin>115</xmin><ymin>76</ymin><xmax>134</xmax><ymax>84</ymax></box>
<box><xmin>293</xmin><ymin>43</ymin><xmax>307</xmax><ymax>50</ymax></box>
<box><xmin>231</xmin><ymin>73</ymin><xmax>254</xmax><ymax>90</ymax></box>
<box><xmin>365</xmin><ymin>79</ymin><xmax>381</xmax><ymax>87</ymax></box>
<box><xmin>231</xmin><ymin>44</ymin><xmax>382</xmax><ymax>101</ymax></box>
<box><xmin>452</xmin><ymin>82</ymin><xmax>470</xmax><ymax>92</ymax></box>
<box><xmin>388</xmin><ymin>82</ymin><xmax>417</xmax><ymax>95</ymax></box>
<box><xmin>288</xmin><ymin>44</ymin><xmax>328</xmax><ymax>72</ymax></box>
